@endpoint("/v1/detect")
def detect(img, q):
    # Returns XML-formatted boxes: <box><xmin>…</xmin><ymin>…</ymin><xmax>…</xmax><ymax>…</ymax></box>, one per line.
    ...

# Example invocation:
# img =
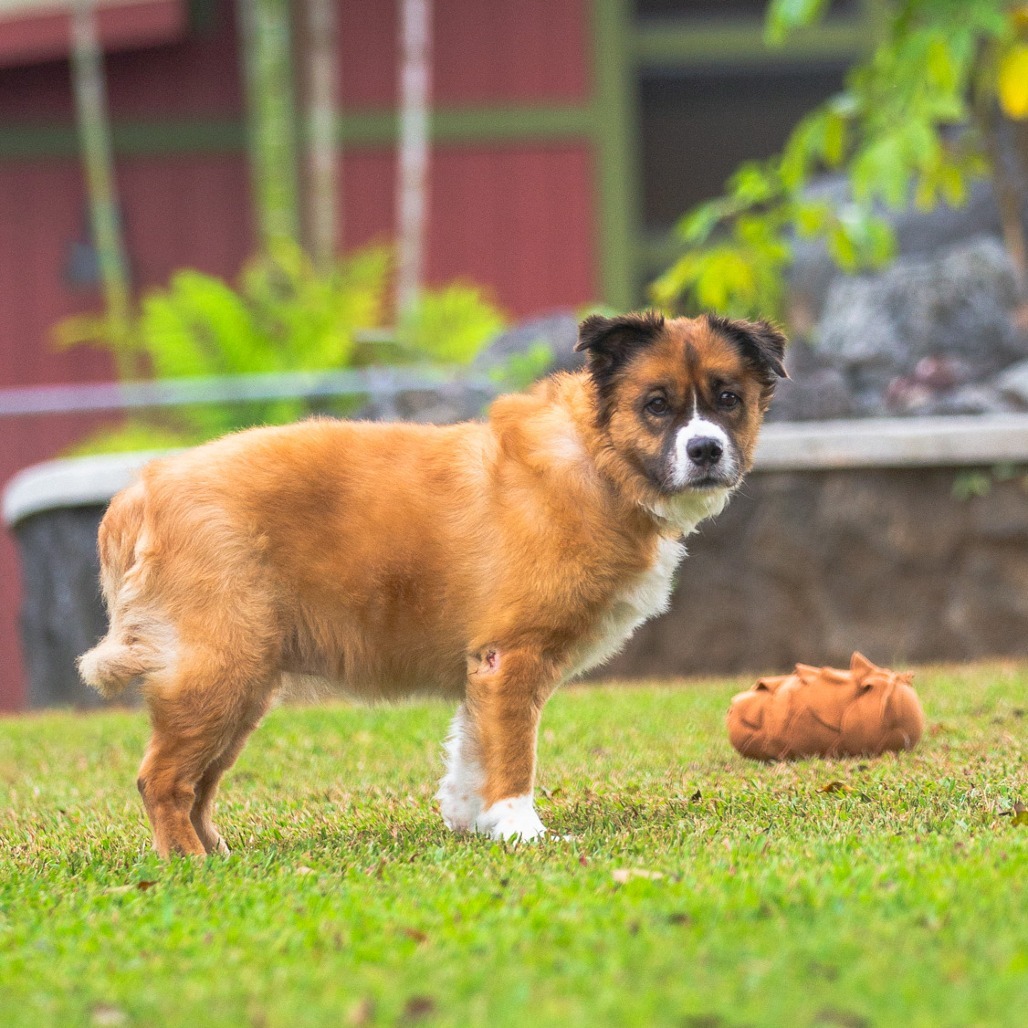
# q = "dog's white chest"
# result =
<box><xmin>567</xmin><ymin>535</ymin><xmax>686</xmax><ymax>678</ymax></box>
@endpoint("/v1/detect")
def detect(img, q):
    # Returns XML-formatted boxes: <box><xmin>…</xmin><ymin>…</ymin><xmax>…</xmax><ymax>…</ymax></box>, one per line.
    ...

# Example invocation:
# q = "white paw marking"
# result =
<box><xmin>473</xmin><ymin>794</ymin><xmax>547</xmax><ymax>842</ymax></box>
<box><xmin>436</xmin><ymin>705</ymin><xmax>484</xmax><ymax>831</ymax></box>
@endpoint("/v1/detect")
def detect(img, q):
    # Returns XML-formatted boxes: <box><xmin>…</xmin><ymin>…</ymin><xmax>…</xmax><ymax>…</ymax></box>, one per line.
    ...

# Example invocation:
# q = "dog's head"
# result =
<box><xmin>575</xmin><ymin>310</ymin><xmax>786</xmax><ymax>516</ymax></box>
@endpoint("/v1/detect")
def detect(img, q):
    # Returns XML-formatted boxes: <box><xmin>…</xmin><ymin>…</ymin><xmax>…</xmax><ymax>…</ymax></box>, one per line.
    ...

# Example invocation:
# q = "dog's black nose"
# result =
<box><xmin>686</xmin><ymin>436</ymin><xmax>723</xmax><ymax>467</ymax></box>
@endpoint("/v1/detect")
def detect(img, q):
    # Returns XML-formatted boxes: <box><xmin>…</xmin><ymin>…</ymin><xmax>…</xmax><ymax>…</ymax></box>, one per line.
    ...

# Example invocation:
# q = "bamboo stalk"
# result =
<box><xmin>395</xmin><ymin>0</ymin><xmax>432</xmax><ymax>318</ymax></box>
<box><xmin>235</xmin><ymin>0</ymin><xmax>300</xmax><ymax>252</ymax></box>
<box><xmin>303</xmin><ymin>0</ymin><xmax>339</xmax><ymax>271</ymax></box>
<box><xmin>69</xmin><ymin>0</ymin><xmax>135</xmax><ymax>378</ymax></box>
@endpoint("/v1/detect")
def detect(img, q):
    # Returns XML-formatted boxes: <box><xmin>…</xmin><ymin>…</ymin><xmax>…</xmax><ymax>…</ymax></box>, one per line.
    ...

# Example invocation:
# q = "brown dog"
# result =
<box><xmin>79</xmin><ymin>311</ymin><xmax>786</xmax><ymax>855</ymax></box>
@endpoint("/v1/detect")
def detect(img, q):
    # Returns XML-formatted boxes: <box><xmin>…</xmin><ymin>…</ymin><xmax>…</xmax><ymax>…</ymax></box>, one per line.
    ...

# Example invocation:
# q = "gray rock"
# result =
<box><xmin>916</xmin><ymin>384</ymin><xmax>1017</xmax><ymax>417</ymax></box>
<box><xmin>781</xmin><ymin>336</ymin><xmax>836</xmax><ymax>377</ymax></box>
<box><xmin>790</xmin><ymin>176</ymin><xmax>1016</xmax><ymax>324</ymax></box>
<box><xmin>472</xmin><ymin>310</ymin><xmax>583</xmax><ymax>377</ymax></box>
<box><xmin>356</xmin><ymin>381</ymin><xmax>495</xmax><ymax>425</ymax></box>
<box><xmin>355</xmin><ymin>311</ymin><xmax>585</xmax><ymax>425</ymax></box>
<box><xmin>789</xmin><ymin>122</ymin><xmax>1028</xmax><ymax>324</ymax></box>
<box><xmin>996</xmin><ymin>359</ymin><xmax>1028</xmax><ymax>409</ymax></box>
<box><xmin>816</xmin><ymin>236</ymin><xmax>1027</xmax><ymax>394</ymax></box>
<box><xmin>601</xmin><ymin>465</ymin><xmax>1028</xmax><ymax>679</ymax></box>
<box><xmin>766</xmin><ymin>367</ymin><xmax>856</xmax><ymax>422</ymax></box>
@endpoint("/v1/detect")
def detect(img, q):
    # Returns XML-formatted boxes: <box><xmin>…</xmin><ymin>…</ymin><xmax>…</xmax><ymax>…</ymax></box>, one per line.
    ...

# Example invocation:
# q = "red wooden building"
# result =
<box><xmin>0</xmin><ymin>0</ymin><xmax>870</xmax><ymax>708</ymax></box>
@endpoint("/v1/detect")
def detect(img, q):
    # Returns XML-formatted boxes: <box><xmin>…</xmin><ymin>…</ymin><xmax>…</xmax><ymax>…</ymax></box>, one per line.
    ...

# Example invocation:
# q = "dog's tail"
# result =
<box><xmin>78</xmin><ymin>638</ymin><xmax>157</xmax><ymax>698</ymax></box>
<box><xmin>78</xmin><ymin>481</ymin><xmax>159</xmax><ymax>698</ymax></box>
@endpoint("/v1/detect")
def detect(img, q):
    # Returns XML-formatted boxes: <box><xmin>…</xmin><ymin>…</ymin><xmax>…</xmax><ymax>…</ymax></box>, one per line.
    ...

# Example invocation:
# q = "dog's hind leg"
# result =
<box><xmin>189</xmin><ymin>693</ymin><xmax>272</xmax><ymax>855</ymax></box>
<box><xmin>137</xmin><ymin>653</ymin><xmax>273</xmax><ymax>858</ymax></box>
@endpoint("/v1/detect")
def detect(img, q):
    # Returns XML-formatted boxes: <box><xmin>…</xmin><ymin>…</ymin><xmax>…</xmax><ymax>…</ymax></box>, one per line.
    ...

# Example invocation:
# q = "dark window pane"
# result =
<box><xmin>635</xmin><ymin>1</ymin><xmax>858</xmax><ymax>21</ymax></box>
<box><xmin>639</xmin><ymin>63</ymin><xmax>847</xmax><ymax>232</ymax></box>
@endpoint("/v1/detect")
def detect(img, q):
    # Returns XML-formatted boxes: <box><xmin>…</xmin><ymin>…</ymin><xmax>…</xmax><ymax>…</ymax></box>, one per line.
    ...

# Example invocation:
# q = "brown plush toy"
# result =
<box><xmin>727</xmin><ymin>652</ymin><xmax>924</xmax><ymax>761</ymax></box>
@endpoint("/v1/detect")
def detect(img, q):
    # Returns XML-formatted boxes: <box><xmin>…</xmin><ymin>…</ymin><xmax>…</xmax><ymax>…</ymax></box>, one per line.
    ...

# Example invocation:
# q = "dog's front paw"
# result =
<box><xmin>437</xmin><ymin>779</ymin><xmax>482</xmax><ymax>832</ymax></box>
<box><xmin>473</xmin><ymin>795</ymin><xmax>547</xmax><ymax>842</ymax></box>
<box><xmin>437</xmin><ymin>705</ymin><xmax>485</xmax><ymax>832</ymax></box>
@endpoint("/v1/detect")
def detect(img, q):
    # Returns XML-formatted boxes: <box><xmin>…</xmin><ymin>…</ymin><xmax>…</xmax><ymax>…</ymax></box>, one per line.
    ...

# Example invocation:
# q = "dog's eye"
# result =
<box><xmin>644</xmin><ymin>396</ymin><xmax>670</xmax><ymax>416</ymax></box>
<box><xmin>718</xmin><ymin>391</ymin><xmax>741</xmax><ymax>410</ymax></box>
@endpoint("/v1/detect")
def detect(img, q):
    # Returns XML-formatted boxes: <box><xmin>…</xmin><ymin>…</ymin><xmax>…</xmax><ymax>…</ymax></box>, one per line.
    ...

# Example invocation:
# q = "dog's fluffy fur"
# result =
<box><xmin>80</xmin><ymin>311</ymin><xmax>785</xmax><ymax>855</ymax></box>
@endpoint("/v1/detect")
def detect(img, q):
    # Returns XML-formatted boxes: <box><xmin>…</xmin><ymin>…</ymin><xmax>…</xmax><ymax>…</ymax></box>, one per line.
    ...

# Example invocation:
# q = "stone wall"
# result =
<box><xmin>5</xmin><ymin>421</ymin><xmax>1028</xmax><ymax>706</ymax></box>
<box><xmin>13</xmin><ymin>506</ymin><xmax>107</xmax><ymax>708</ymax></box>
<box><xmin>603</xmin><ymin>465</ymin><xmax>1028</xmax><ymax>680</ymax></box>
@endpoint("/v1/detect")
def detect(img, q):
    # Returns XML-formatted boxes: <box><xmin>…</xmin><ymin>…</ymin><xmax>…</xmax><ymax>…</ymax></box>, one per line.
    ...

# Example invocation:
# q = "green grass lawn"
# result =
<box><xmin>1</xmin><ymin>664</ymin><xmax>1026</xmax><ymax>1027</ymax></box>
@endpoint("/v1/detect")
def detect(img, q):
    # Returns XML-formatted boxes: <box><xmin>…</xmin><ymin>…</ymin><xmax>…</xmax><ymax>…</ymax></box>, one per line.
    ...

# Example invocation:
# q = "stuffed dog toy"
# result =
<box><xmin>727</xmin><ymin>652</ymin><xmax>924</xmax><ymax>761</ymax></box>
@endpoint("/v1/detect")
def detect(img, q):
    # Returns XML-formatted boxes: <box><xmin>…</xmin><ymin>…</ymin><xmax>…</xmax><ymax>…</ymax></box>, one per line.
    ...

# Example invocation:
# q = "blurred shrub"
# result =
<box><xmin>55</xmin><ymin>242</ymin><xmax>507</xmax><ymax>452</ymax></box>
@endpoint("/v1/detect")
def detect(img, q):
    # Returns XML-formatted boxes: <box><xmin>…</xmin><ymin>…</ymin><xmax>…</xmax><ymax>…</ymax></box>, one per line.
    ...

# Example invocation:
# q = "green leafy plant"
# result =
<box><xmin>653</xmin><ymin>0</ymin><xmax>1028</xmax><ymax>320</ymax></box>
<box><xmin>952</xmin><ymin>462</ymin><xmax>1028</xmax><ymax>499</ymax></box>
<box><xmin>395</xmin><ymin>282</ymin><xmax>507</xmax><ymax>364</ymax></box>
<box><xmin>490</xmin><ymin>341</ymin><xmax>556</xmax><ymax>392</ymax></box>
<box><xmin>56</xmin><ymin>243</ymin><xmax>508</xmax><ymax>453</ymax></box>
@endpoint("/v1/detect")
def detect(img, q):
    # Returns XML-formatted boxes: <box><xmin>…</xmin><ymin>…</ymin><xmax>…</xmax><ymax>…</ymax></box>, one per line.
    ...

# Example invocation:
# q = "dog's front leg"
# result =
<box><xmin>437</xmin><ymin>702</ymin><xmax>485</xmax><ymax>831</ymax></box>
<box><xmin>458</xmin><ymin>645</ymin><xmax>557</xmax><ymax>842</ymax></box>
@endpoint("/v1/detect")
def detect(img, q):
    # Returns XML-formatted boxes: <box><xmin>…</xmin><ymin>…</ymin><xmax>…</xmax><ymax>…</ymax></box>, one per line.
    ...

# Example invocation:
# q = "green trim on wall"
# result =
<box><xmin>633</xmin><ymin>21</ymin><xmax>868</xmax><ymax>69</ymax></box>
<box><xmin>591</xmin><ymin>0</ymin><xmax>638</xmax><ymax>311</ymax></box>
<box><xmin>0</xmin><ymin>106</ymin><xmax>597</xmax><ymax>160</ymax></box>
<box><xmin>0</xmin><ymin>120</ymin><xmax>246</xmax><ymax>159</ymax></box>
<box><xmin>621</xmin><ymin>2</ymin><xmax>881</xmax><ymax>307</ymax></box>
<box><xmin>338</xmin><ymin>106</ymin><xmax>596</xmax><ymax>147</ymax></box>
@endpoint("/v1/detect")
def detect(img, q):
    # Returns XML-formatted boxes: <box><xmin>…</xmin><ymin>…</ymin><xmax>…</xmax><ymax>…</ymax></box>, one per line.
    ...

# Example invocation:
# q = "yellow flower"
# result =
<box><xmin>998</xmin><ymin>45</ymin><xmax>1028</xmax><ymax>120</ymax></box>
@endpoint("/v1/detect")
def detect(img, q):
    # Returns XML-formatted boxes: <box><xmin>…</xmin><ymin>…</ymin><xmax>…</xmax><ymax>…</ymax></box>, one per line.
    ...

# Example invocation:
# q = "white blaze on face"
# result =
<box><xmin>669</xmin><ymin>394</ymin><xmax>737</xmax><ymax>489</ymax></box>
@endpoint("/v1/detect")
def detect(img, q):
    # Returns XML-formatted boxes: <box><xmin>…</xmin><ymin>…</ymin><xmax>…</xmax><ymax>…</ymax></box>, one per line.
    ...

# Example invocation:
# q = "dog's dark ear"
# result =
<box><xmin>575</xmin><ymin>311</ymin><xmax>665</xmax><ymax>421</ymax></box>
<box><xmin>707</xmin><ymin>315</ymin><xmax>789</xmax><ymax>386</ymax></box>
<box><xmin>575</xmin><ymin>310</ymin><xmax>665</xmax><ymax>375</ymax></box>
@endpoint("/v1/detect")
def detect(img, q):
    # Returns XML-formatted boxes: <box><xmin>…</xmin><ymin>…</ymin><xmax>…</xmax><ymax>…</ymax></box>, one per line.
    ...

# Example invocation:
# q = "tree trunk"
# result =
<box><xmin>990</xmin><ymin>116</ymin><xmax>1028</xmax><ymax>297</ymax></box>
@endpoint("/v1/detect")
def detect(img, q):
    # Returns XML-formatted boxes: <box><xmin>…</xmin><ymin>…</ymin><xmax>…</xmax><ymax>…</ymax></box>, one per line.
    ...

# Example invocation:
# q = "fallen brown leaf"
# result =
<box><xmin>90</xmin><ymin>1004</ymin><xmax>128</xmax><ymax>1027</ymax></box>
<box><xmin>346</xmin><ymin>997</ymin><xmax>375</xmax><ymax>1026</ymax></box>
<box><xmin>818</xmin><ymin>781</ymin><xmax>851</xmax><ymax>794</ymax></box>
<box><xmin>999</xmin><ymin>800</ymin><xmax>1028</xmax><ymax>825</ymax></box>
<box><xmin>403</xmin><ymin>996</ymin><xmax>436</xmax><ymax>1021</ymax></box>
